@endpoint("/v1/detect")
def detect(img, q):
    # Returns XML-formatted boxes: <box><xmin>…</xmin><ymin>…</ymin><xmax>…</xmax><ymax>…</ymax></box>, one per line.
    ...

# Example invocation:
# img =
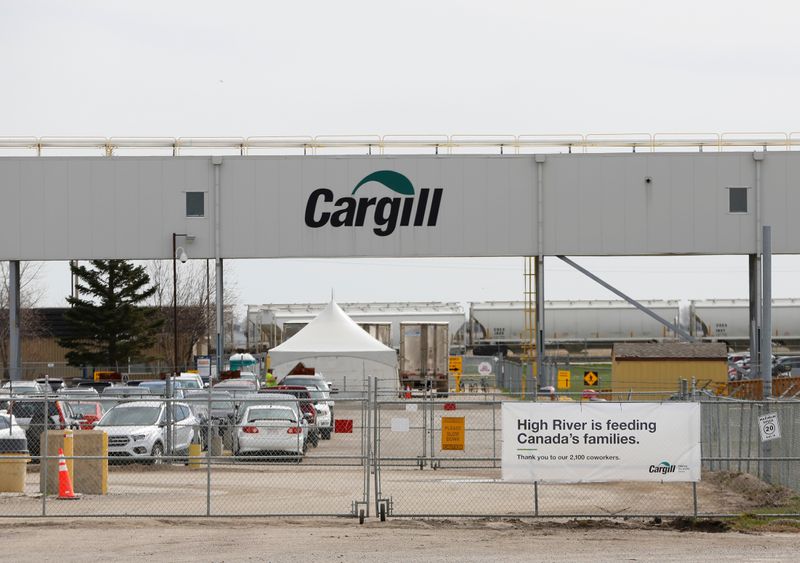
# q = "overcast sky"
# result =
<box><xmin>3</xmin><ymin>1</ymin><xmax>800</xmax><ymax>308</ymax></box>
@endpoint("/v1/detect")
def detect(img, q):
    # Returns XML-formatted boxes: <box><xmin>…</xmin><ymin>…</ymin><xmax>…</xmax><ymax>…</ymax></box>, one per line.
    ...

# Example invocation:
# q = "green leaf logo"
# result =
<box><xmin>352</xmin><ymin>170</ymin><xmax>415</xmax><ymax>196</ymax></box>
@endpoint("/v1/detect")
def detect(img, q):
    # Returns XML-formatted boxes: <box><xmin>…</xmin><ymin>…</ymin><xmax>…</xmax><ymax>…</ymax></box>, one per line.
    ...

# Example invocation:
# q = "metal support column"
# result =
<box><xmin>749</xmin><ymin>254</ymin><xmax>761</xmax><ymax>376</ymax></box>
<box><xmin>535</xmin><ymin>256</ymin><xmax>544</xmax><ymax>391</ymax></box>
<box><xmin>8</xmin><ymin>260</ymin><xmax>21</xmax><ymax>381</ymax></box>
<box><xmin>751</xmin><ymin>151</ymin><xmax>765</xmax><ymax>377</ymax></box>
<box><xmin>761</xmin><ymin>226</ymin><xmax>772</xmax><ymax>398</ymax></box>
<box><xmin>212</xmin><ymin>157</ymin><xmax>224</xmax><ymax>377</ymax></box>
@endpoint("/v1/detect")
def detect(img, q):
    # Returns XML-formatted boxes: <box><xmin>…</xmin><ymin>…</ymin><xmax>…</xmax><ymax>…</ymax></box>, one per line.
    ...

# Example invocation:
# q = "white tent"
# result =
<box><xmin>269</xmin><ymin>300</ymin><xmax>398</xmax><ymax>393</ymax></box>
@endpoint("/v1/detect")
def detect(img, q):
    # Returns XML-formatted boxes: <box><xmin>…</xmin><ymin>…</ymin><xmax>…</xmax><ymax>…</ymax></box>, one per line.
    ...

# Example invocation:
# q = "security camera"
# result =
<box><xmin>177</xmin><ymin>248</ymin><xmax>189</xmax><ymax>263</ymax></box>
<box><xmin>645</xmin><ymin>176</ymin><xmax>652</xmax><ymax>184</ymax></box>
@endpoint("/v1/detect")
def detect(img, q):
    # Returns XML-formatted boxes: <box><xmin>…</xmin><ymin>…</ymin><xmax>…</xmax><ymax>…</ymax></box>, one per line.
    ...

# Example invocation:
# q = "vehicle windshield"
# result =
<box><xmin>185</xmin><ymin>393</ymin><xmax>235</xmax><ymax>411</ymax></box>
<box><xmin>307</xmin><ymin>389</ymin><xmax>329</xmax><ymax>401</ymax></box>
<box><xmin>177</xmin><ymin>380</ymin><xmax>202</xmax><ymax>389</ymax></box>
<box><xmin>247</xmin><ymin>408</ymin><xmax>296</xmax><ymax>423</ymax></box>
<box><xmin>10</xmin><ymin>402</ymin><xmax>58</xmax><ymax>418</ymax></box>
<box><xmin>68</xmin><ymin>403</ymin><xmax>98</xmax><ymax>417</ymax></box>
<box><xmin>97</xmin><ymin>406</ymin><xmax>161</xmax><ymax>426</ymax></box>
<box><xmin>283</xmin><ymin>377</ymin><xmax>328</xmax><ymax>390</ymax></box>
<box><xmin>0</xmin><ymin>417</ymin><xmax>9</xmax><ymax>430</ymax></box>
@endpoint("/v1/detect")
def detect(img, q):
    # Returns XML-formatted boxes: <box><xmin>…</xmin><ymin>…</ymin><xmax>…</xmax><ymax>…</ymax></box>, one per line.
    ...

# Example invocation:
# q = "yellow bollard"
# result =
<box><xmin>188</xmin><ymin>443</ymin><xmax>203</xmax><ymax>469</ymax></box>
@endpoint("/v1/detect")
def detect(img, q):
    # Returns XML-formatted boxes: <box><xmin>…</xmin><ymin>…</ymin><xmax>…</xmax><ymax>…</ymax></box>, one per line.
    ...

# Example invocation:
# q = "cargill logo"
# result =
<box><xmin>649</xmin><ymin>461</ymin><xmax>676</xmax><ymax>474</ymax></box>
<box><xmin>304</xmin><ymin>170</ymin><xmax>443</xmax><ymax>236</ymax></box>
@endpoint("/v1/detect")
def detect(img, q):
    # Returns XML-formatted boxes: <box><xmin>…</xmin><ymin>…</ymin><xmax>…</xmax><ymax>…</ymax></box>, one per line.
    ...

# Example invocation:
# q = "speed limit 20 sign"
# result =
<box><xmin>758</xmin><ymin>412</ymin><xmax>781</xmax><ymax>442</ymax></box>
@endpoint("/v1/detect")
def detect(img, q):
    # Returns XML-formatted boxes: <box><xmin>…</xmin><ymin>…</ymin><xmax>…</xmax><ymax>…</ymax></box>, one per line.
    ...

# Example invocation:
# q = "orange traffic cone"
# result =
<box><xmin>404</xmin><ymin>385</ymin><xmax>412</xmax><ymax>399</ymax></box>
<box><xmin>56</xmin><ymin>448</ymin><xmax>79</xmax><ymax>500</ymax></box>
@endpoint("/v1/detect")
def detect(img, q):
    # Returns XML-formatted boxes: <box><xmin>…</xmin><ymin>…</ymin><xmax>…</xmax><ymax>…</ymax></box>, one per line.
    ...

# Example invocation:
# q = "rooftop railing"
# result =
<box><xmin>1</xmin><ymin>132</ymin><xmax>800</xmax><ymax>156</ymax></box>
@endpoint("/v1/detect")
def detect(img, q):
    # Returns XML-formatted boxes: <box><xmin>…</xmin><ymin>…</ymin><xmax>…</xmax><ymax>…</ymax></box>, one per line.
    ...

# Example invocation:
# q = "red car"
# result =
<box><xmin>67</xmin><ymin>401</ymin><xmax>105</xmax><ymax>430</ymax></box>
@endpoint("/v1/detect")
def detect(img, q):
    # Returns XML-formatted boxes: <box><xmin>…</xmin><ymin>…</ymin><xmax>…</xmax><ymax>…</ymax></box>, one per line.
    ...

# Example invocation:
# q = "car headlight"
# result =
<box><xmin>131</xmin><ymin>434</ymin><xmax>148</xmax><ymax>441</ymax></box>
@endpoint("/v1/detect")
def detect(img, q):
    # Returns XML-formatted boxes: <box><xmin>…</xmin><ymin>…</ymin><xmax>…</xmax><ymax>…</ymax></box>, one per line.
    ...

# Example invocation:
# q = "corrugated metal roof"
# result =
<box><xmin>613</xmin><ymin>342</ymin><xmax>727</xmax><ymax>360</ymax></box>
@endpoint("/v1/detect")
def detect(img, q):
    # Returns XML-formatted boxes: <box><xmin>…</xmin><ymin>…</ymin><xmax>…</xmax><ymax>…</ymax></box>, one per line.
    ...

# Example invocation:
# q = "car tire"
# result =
<box><xmin>150</xmin><ymin>442</ymin><xmax>164</xmax><ymax>465</ymax></box>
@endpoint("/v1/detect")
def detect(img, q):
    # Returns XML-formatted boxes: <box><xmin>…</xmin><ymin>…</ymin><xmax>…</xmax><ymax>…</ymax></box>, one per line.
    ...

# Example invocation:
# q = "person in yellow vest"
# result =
<box><xmin>266</xmin><ymin>369</ymin><xmax>277</xmax><ymax>388</ymax></box>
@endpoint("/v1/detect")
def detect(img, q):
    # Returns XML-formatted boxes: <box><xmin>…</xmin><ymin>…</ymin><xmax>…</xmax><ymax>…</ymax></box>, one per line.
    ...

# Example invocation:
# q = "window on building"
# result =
<box><xmin>186</xmin><ymin>192</ymin><xmax>205</xmax><ymax>217</ymax></box>
<box><xmin>728</xmin><ymin>187</ymin><xmax>748</xmax><ymax>213</ymax></box>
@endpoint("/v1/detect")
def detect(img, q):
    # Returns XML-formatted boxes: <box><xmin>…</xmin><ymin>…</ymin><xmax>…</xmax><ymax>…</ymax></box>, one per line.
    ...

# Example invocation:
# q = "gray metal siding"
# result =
<box><xmin>1</xmin><ymin>152</ymin><xmax>799</xmax><ymax>260</ymax></box>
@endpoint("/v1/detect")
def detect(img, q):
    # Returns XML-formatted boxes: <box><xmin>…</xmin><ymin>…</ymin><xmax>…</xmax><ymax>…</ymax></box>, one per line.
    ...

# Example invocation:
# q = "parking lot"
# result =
<box><xmin>1</xmin><ymin>397</ymin><xmax>789</xmax><ymax>519</ymax></box>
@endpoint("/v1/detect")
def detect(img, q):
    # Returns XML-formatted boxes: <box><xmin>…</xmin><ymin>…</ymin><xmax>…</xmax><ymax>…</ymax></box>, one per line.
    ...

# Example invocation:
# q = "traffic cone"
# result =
<box><xmin>404</xmin><ymin>385</ymin><xmax>412</xmax><ymax>399</ymax></box>
<box><xmin>56</xmin><ymin>448</ymin><xmax>79</xmax><ymax>500</ymax></box>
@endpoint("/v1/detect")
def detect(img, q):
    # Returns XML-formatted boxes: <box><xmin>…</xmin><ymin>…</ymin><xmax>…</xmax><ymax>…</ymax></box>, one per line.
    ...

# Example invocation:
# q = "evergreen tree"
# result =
<box><xmin>59</xmin><ymin>260</ymin><xmax>163</xmax><ymax>368</ymax></box>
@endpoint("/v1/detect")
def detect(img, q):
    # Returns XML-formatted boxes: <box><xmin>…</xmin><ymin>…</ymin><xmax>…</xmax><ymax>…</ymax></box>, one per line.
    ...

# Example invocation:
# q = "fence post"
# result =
<box><xmin>42</xmin><ymin>392</ymin><xmax>48</xmax><ymax>516</ymax></box>
<box><xmin>492</xmin><ymin>395</ymin><xmax>497</xmax><ymax>468</ymax></box>
<box><xmin>370</xmin><ymin>376</ymin><xmax>377</xmax><ymax>517</ymax></box>
<box><xmin>421</xmin><ymin>386</ymin><xmax>427</xmax><ymax>466</ymax></box>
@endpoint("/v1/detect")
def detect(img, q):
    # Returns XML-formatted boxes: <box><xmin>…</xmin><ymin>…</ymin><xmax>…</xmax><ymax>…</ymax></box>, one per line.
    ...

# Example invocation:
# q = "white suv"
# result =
<box><xmin>95</xmin><ymin>401</ymin><xmax>199</xmax><ymax>463</ymax></box>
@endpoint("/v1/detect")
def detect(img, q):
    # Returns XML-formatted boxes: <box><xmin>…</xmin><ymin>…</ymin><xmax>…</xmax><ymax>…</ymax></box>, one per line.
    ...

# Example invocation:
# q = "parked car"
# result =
<box><xmin>136</xmin><ymin>380</ymin><xmax>189</xmax><ymax>398</ymax></box>
<box><xmin>35</xmin><ymin>378</ymin><xmax>66</xmax><ymax>393</ymax></box>
<box><xmin>213</xmin><ymin>379</ymin><xmax>259</xmax><ymax>395</ymax></box>
<box><xmin>66</xmin><ymin>401</ymin><xmax>105</xmax><ymax>429</ymax></box>
<box><xmin>280</xmin><ymin>375</ymin><xmax>335</xmax><ymax>437</ymax></box>
<box><xmin>1</xmin><ymin>381</ymin><xmax>48</xmax><ymax>395</ymax></box>
<box><xmin>73</xmin><ymin>380</ymin><xmax>116</xmax><ymax>393</ymax></box>
<box><xmin>58</xmin><ymin>387</ymin><xmax>100</xmax><ymax>398</ymax></box>
<box><xmin>8</xmin><ymin>398</ymin><xmax>77</xmax><ymax>458</ymax></box>
<box><xmin>235</xmin><ymin>404</ymin><xmax>307</xmax><ymax>460</ymax></box>
<box><xmin>262</xmin><ymin>386</ymin><xmax>319</xmax><ymax>446</ymax></box>
<box><xmin>175</xmin><ymin>373</ymin><xmax>204</xmax><ymax>390</ymax></box>
<box><xmin>0</xmin><ymin>414</ymin><xmax>27</xmax><ymax>441</ymax></box>
<box><xmin>183</xmin><ymin>389</ymin><xmax>237</xmax><ymax>448</ymax></box>
<box><xmin>0</xmin><ymin>414</ymin><xmax>27</xmax><ymax>453</ymax></box>
<box><xmin>8</xmin><ymin>398</ymin><xmax>76</xmax><ymax>431</ymax></box>
<box><xmin>773</xmin><ymin>356</ymin><xmax>800</xmax><ymax>377</ymax></box>
<box><xmin>95</xmin><ymin>401</ymin><xmax>199</xmax><ymax>463</ymax></box>
<box><xmin>238</xmin><ymin>372</ymin><xmax>262</xmax><ymax>389</ymax></box>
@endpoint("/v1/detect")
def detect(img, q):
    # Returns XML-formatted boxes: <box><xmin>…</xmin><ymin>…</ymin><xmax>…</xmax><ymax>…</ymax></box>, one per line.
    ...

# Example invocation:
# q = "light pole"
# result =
<box><xmin>170</xmin><ymin>232</ymin><xmax>190</xmax><ymax>456</ymax></box>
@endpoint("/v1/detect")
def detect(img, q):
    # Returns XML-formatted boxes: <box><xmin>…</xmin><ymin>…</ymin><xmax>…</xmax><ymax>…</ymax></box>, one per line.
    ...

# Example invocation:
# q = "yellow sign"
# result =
<box><xmin>441</xmin><ymin>416</ymin><xmax>465</xmax><ymax>450</ymax></box>
<box><xmin>557</xmin><ymin>370</ymin><xmax>571</xmax><ymax>389</ymax></box>
<box><xmin>584</xmin><ymin>371</ymin><xmax>599</xmax><ymax>386</ymax></box>
<box><xmin>448</xmin><ymin>356</ymin><xmax>463</xmax><ymax>374</ymax></box>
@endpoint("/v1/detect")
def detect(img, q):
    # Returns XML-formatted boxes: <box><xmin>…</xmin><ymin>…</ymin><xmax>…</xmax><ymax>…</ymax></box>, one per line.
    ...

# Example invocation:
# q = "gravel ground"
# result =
<box><xmin>2</xmin><ymin>517</ymin><xmax>799</xmax><ymax>562</ymax></box>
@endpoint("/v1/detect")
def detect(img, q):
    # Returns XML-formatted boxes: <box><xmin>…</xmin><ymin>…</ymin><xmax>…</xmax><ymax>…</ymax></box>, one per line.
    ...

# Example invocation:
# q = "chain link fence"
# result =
<box><xmin>1</xmin><ymin>383</ymin><xmax>798</xmax><ymax>520</ymax></box>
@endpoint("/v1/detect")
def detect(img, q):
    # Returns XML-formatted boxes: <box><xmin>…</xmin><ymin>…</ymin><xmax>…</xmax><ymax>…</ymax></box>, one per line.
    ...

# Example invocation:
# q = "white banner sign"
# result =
<box><xmin>502</xmin><ymin>402</ymin><xmax>701</xmax><ymax>483</ymax></box>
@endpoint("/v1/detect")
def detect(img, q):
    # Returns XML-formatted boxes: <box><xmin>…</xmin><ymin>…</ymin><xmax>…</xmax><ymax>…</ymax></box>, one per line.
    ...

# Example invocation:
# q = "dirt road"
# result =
<box><xmin>3</xmin><ymin>518</ymin><xmax>799</xmax><ymax>562</ymax></box>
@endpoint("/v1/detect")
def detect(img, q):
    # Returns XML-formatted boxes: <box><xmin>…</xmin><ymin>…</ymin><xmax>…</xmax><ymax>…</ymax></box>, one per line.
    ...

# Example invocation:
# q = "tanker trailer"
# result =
<box><xmin>399</xmin><ymin>322</ymin><xmax>449</xmax><ymax>397</ymax></box>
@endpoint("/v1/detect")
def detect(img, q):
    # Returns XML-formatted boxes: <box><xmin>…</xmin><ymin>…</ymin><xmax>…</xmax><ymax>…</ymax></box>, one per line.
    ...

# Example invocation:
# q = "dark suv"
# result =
<box><xmin>8</xmin><ymin>398</ymin><xmax>77</xmax><ymax>458</ymax></box>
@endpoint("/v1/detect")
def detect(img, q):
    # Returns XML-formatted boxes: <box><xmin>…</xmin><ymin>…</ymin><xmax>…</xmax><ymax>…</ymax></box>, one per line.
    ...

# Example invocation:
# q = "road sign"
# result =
<box><xmin>441</xmin><ymin>417</ymin><xmax>465</xmax><ymax>450</ymax></box>
<box><xmin>758</xmin><ymin>412</ymin><xmax>781</xmax><ymax>442</ymax></box>
<box><xmin>557</xmin><ymin>370</ymin><xmax>571</xmax><ymax>390</ymax></box>
<box><xmin>477</xmin><ymin>361</ymin><xmax>492</xmax><ymax>376</ymax></box>
<box><xmin>448</xmin><ymin>356</ymin><xmax>463</xmax><ymax>374</ymax></box>
<box><xmin>583</xmin><ymin>371</ymin><xmax>599</xmax><ymax>386</ymax></box>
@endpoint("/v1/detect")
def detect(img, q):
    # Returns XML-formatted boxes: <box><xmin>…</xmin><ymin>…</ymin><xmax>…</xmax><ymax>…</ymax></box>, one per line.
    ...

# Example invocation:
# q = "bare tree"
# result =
<box><xmin>146</xmin><ymin>260</ymin><xmax>237</xmax><ymax>371</ymax></box>
<box><xmin>0</xmin><ymin>262</ymin><xmax>45</xmax><ymax>376</ymax></box>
